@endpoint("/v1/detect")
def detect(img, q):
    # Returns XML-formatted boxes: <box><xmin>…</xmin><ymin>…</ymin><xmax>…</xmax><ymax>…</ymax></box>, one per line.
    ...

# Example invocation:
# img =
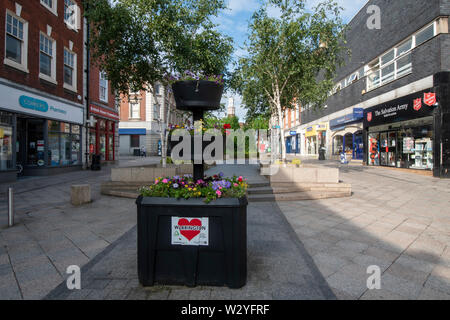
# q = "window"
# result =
<box><xmin>348</xmin><ymin>73</ymin><xmax>358</xmax><ymax>84</ymax></box>
<box><xmin>415</xmin><ymin>24</ymin><xmax>435</xmax><ymax>46</ymax></box>
<box><xmin>396</xmin><ymin>54</ymin><xmax>412</xmax><ymax>78</ymax></box>
<box><xmin>381</xmin><ymin>49</ymin><xmax>395</xmax><ymax>66</ymax></box>
<box><xmin>64</xmin><ymin>0</ymin><xmax>77</xmax><ymax>29</ymax></box>
<box><xmin>48</xmin><ymin>121</ymin><xmax>81</xmax><ymax>166</ymax></box>
<box><xmin>129</xmin><ymin>102</ymin><xmax>140</xmax><ymax>119</ymax></box>
<box><xmin>4</xmin><ymin>12</ymin><xmax>28</xmax><ymax>72</ymax></box>
<box><xmin>130</xmin><ymin>135</ymin><xmax>140</xmax><ymax>148</ymax></box>
<box><xmin>40</xmin><ymin>33</ymin><xmax>56</xmax><ymax>82</ymax></box>
<box><xmin>397</xmin><ymin>38</ymin><xmax>412</xmax><ymax>57</ymax></box>
<box><xmin>153</xmin><ymin>104</ymin><xmax>159</xmax><ymax>120</ymax></box>
<box><xmin>63</xmin><ymin>48</ymin><xmax>76</xmax><ymax>90</ymax></box>
<box><xmin>99</xmin><ymin>71</ymin><xmax>108</xmax><ymax>102</ymax></box>
<box><xmin>41</xmin><ymin>0</ymin><xmax>57</xmax><ymax>15</ymax></box>
<box><xmin>154</xmin><ymin>84</ymin><xmax>160</xmax><ymax>95</ymax></box>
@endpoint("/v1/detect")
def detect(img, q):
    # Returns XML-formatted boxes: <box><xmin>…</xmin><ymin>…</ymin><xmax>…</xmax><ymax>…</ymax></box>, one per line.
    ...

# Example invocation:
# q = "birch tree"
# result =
<box><xmin>233</xmin><ymin>0</ymin><xmax>347</xmax><ymax>161</ymax></box>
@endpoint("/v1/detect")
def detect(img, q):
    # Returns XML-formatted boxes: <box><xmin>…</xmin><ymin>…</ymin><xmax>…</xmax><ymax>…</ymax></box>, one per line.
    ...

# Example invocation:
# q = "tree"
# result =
<box><xmin>84</xmin><ymin>0</ymin><xmax>233</xmax><ymax>166</ymax></box>
<box><xmin>232</xmin><ymin>0</ymin><xmax>347</xmax><ymax>161</ymax></box>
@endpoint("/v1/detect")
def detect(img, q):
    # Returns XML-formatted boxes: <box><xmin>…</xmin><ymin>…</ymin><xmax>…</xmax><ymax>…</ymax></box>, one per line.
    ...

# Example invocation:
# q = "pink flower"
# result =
<box><xmin>238</xmin><ymin>176</ymin><xmax>243</xmax><ymax>182</ymax></box>
<box><xmin>234</xmin><ymin>183</ymin><xmax>238</xmax><ymax>187</ymax></box>
<box><xmin>155</xmin><ymin>179</ymin><xmax>159</xmax><ymax>184</ymax></box>
<box><xmin>162</xmin><ymin>179</ymin><xmax>169</xmax><ymax>184</ymax></box>
<box><xmin>216</xmin><ymin>190</ymin><xmax>222</xmax><ymax>197</ymax></box>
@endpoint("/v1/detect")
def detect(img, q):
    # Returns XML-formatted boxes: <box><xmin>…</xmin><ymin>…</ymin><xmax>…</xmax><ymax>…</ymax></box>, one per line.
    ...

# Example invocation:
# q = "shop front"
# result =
<box><xmin>363</xmin><ymin>89</ymin><xmax>439</xmax><ymax>173</ymax></box>
<box><xmin>89</xmin><ymin>104</ymin><xmax>119</xmax><ymax>163</ymax></box>
<box><xmin>305</xmin><ymin>123</ymin><xmax>327</xmax><ymax>156</ymax></box>
<box><xmin>286</xmin><ymin>131</ymin><xmax>298</xmax><ymax>154</ymax></box>
<box><xmin>0</xmin><ymin>83</ymin><xmax>84</xmax><ymax>182</ymax></box>
<box><xmin>330</xmin><ymin>108</ymin><xmax>364</xmax><ymax>160</ymax></box>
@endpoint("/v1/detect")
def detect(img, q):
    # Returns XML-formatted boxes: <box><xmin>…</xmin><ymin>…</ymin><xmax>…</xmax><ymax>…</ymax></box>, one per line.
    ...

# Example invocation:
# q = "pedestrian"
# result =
<box><xmin>140</xmin><ymin>146</ymin><xmax>146</xmax><ymax>158</ymax></box>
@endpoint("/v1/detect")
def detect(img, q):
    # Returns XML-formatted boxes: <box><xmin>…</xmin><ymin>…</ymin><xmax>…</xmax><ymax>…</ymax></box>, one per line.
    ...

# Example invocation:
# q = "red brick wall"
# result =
<box><xmin>119</xmin><ymin>91</ymin><xmax>146</xmax><ymax>122</ymax></box>
<box><xmin>0</xmin><ymin>0</ymin><xmax>84</xmax><ymax>103</ymax></box>
<box><xmin>89</xmin><ymin>62</ymin><xmax>116</xmax><ymax>110</ymax></box>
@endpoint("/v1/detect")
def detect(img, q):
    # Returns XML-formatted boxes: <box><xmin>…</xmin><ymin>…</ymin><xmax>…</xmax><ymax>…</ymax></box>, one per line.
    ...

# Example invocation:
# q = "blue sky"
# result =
<box><xmin>215</xmin><ymin>0</ymin><xmax>368</xmax><ymax>120</ymax></box>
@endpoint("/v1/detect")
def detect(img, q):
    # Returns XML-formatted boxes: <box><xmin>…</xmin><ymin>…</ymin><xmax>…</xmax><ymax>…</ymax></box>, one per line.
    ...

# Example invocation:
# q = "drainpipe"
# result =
<box><xmin>84</xmin><ymin>4</ymin><xmax>90</xmax><ymax>170</ymax></box>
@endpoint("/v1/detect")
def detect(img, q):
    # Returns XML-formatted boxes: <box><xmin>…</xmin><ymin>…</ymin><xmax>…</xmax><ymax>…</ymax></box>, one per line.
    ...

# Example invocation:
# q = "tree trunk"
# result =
<box><xmin>276</xmin><ymin>105</ymin><xmax>286</xmax><ymax>161</ymax></box>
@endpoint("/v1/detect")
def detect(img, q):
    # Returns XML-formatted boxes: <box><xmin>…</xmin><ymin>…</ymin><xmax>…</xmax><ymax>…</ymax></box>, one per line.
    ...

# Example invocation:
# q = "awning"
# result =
<box><xmin>119</xmin><ymin>128</ymin><xmax>146</xmax><ymax>135</ymax></box>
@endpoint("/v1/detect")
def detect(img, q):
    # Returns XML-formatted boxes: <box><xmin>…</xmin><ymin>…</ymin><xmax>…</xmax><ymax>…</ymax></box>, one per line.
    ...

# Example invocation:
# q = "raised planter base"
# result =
<box><xmin>136</xmin><ymin>196</ymin><xmax>247</xmax><ymax>289</ymax></box>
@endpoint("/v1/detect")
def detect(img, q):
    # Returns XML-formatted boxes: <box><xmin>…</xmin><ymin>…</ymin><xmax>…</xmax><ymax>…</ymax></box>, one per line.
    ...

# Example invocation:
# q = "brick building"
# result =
<box><xmin>87</xmin><ymin>62</ymin><xmax>119</xmax><ymax>164</ymax></box>
<box><xmin>118</xmin><ymin>84</ymin><xmax>186</xmax><ymax>156</ymax></box>
<box><xmin>0</xmin><ymin>0</ymin><xmax>85</xmax><ymax>182</ymax></box>
<box><xmin>283</xmin><ymin>0</ymin><xmax>450</xmax><ymax>178</ymax></box>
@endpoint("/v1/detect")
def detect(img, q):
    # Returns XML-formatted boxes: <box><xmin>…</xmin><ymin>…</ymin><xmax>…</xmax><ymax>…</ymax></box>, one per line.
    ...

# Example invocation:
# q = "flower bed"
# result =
<box><xmin>140</xmin><ymin>173</ymin><xmax>248</xmax><ymax>203</ymax></box>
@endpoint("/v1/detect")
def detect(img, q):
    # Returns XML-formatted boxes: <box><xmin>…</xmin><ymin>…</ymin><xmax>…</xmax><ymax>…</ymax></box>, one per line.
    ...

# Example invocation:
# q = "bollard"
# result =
<box><xmin>7</xmin><ymin>187</ymin><xmax>13</xmax><ymax>227</ymax></box>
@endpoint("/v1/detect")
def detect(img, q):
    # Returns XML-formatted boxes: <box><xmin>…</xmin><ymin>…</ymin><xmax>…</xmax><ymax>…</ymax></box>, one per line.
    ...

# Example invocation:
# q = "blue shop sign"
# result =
<box><xmin>330</xmin><ymin>108</ymin><xmax>364</xmax><ymax>129</ymax></box>
<box><xmin>290</xmin><ymin>131</ymin><xmax>297</xmax><ymax>136</ymax></box>
<box><xmin>19</xmin><ymin>95</ymin><xmax>67</xmax><ymax>115</ymax></box>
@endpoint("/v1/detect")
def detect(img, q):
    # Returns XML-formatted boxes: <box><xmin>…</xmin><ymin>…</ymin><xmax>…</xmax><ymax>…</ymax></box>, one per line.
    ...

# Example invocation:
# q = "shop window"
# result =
<box><xmin>130</xmin><ymin>135</ymin><xmax>140</xmax><ymax>148</ymax></box>
<box><xmin>5</xmin><ymin>11</ymin><xmax>28</xmax><ymax>72</ymax></box>
<box><xmin>27</xmin><ymin>120</ymin><xmax>45</xmax><ymax>166</ymax></box>
<box><xmin>333</xmin><ymin>136</ymin><xmax>343</xmax><ymax>155</ymax></box>
<box><xmin>344</xmin><ymin>133</ymin><xmax>353</xmax><ymax>155</ymax></box>
<box><xmin>48</xmin><ymin>121</ymin><xmax>80</xmax><ymax>166</ymax></box>
<box><xmin>0</xmin><ymin>112</ymin><xmax>13</xmax><ymax>171</ymax></box>
<box><xmin>368</xmin><ymin>133</ymin><xmax>380</xmax><ymax>166</ymax></box>
<box><xmin>39</xmin><ymin>33</ymin><xmax>56</xmax><ymax>83</ymax></box>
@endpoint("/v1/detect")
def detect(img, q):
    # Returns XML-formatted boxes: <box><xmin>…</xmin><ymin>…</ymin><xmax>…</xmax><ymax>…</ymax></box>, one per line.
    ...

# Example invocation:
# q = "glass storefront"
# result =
<box><xmin>0</xmin><ymin>111</ymin><xmax>13</xmax><ymax>171</ymax></box>
<box><xmin>307</xmin><ymin>136</ymin><xmax>317</xmax><ymax>154</ymax></box>
<box><xmin>48</xmin><ymin>120</ymin><xmax>81</xmax><ymax>166</ymax></box>
<box><xmin>368</xmin><ymin>117</ymin><xmax>433</xmax><ymax>170</ymax></box>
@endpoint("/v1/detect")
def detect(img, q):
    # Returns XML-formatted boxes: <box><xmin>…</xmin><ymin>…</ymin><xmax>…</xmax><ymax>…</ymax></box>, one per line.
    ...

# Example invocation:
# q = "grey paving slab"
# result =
<box><xmin>44</xmin><ymin>164</ymin><xmax>336</xmax><ymax>300</ymax></box>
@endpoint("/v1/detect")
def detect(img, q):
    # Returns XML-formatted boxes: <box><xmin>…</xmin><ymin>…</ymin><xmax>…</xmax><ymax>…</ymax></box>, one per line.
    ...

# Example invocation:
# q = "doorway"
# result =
<box><xmin>16</xmin><ymin>117</ymin><xmax>45</xmax><ymax>176</ymax></box>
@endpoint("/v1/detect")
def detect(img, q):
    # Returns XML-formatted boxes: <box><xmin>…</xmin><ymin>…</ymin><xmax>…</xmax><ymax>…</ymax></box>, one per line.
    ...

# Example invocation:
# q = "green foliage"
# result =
<box><xmin>84</xmin><ymin>0</ymin><xmax>234</xmax><ymax>95</ymax></box>
<box><xmin>232</xmin><ymin>0</ymin><xmax>348</xmax><ymax>117</ymax></box>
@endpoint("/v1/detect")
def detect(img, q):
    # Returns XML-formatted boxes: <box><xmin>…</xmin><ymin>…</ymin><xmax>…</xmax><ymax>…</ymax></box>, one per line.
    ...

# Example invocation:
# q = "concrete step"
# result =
<box><xmin>248</xmin><ymin>185</ymin><xmax>351</xmax><ymax>195</ymax></box>
<box><xmin>248</xmin><ymin>191</ymin><xmax>351</xmax><ymax>202</ymax></box>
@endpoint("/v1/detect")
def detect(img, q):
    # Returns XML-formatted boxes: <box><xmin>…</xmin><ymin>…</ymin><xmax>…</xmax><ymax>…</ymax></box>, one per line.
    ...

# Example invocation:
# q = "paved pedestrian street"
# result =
<box><xmin>1</xmin><ymin>160</ymin><xmax>450</xmax><ymax>300</ymax></box>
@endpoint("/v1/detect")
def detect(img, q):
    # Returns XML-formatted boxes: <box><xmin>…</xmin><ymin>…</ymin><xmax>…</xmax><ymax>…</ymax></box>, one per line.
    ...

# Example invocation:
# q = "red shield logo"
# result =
<box><xmin>367</xmin><ymin>112</ymin><xmax>372</xmax><ymax>122</ymax></box>
<box><xmin>424</xmin><ymin>93</ymin><xmax>436</xmax><ymax>106</ymax></box>
<box><xmin>413</xmin><ymin>98</ymin><xmax>422</xmax><ymax>111</ymax></box>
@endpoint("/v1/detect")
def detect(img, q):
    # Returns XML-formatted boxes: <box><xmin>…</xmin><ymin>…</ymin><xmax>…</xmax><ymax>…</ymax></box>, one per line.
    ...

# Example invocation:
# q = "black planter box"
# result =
<box><xmin>172</xmin><ymin>80</ymin><xmax>224</xmax><ymax>111</ymax></box>
<box><xmin>136</xmin><ymin>196</ymin><xmax>248</xmax><ymax>289</ymax></box>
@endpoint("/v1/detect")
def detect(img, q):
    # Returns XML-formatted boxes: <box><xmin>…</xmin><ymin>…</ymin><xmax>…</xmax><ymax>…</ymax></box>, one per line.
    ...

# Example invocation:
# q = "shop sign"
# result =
<box><xmin>171</xmin><ymin>217</ymin><xmax>209</xmax><ymax>246</ymax></box>
<box><xmin>290</xmin><ymin>131</ymin><xmax>297</xmax><ymax>136</ymax></box>
<box><xmin>413</xmin><ymin>98</ymin><xmax>422</xmax><ymax>111</ymax></box>
<box><xmin>0</xmin><ymin>128</ymin><xmax>3</xmax><ymax>138</ymax></box>
<box><xmin>363</xmin><ymin>89</ymin><xmax>435</xmax><ymax>127</ymax></box>
<box><xmin>89</xmin><ymin>104</ymin><xmax>119</xmax><ymax>121</ymax></box>
<box><xmin>424</xmin><ymin>92</ymin><xmax>436</xmax><ymax>106</ymax></box>
<box><xmin>0</xmin><ymin>85</ymin><xmax>83</xmax><ymax>124</ymax></box>
<box><xmin>316</xmin><ymin>123</ymin><xmax>327</xmax><ymax>131</ymax></box>
<box><xmin>330</xmin><ymin>108</ymin><xmax>364</xmax><ymax>129</ymax></box>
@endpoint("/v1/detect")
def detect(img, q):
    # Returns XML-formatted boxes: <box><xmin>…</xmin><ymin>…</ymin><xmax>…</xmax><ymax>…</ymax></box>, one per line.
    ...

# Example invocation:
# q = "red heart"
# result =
<box><xmin>178</xmin><ymin>218</ymin><xmax>202</xmax><ymax>241</ymax></box>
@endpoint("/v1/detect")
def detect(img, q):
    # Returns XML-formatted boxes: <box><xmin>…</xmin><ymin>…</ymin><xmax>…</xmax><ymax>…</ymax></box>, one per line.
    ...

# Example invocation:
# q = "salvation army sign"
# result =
<box><xmin>171</xmin><ymin>217</ymin><xmax>209</xmax><ymax>246</ymax></box>
<box><xmin>363</xmin><ymin>89</ymin><xmax>436</xmax><ymax>127</ymax></box>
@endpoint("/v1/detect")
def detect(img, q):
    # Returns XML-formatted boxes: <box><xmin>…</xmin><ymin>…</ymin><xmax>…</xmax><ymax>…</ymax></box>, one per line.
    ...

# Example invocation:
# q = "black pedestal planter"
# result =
<box><xmin>136</xmin><ymin>196</ymin><xmax>248</xmax><ymax>289</ymax></box>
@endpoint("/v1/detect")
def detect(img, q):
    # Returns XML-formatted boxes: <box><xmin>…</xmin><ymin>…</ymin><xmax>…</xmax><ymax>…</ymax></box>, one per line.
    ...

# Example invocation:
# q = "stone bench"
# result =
<box><xmin>71</xmin><ymin>184</ymin><xmax>91</xmax><ymax>206</ymax></box>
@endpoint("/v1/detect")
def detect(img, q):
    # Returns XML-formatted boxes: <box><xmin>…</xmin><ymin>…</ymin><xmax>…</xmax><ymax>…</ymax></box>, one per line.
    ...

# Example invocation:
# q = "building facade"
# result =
<box><xmin>87</xmin><ymin>63</ymin><xmax>119</xmax><ymax>164</ymax></box>
<box><xmin>118</xmin><ymin>84</ymin><xmax>186</xmax><ymax>156</ymax></box>
<box><xmin>283</xmin><ymin>0</ymin><xmax>450</xmax><ymax>178</ymax></box>
<box><xmin>0</xmin><ymin>0</ymin><xmax>85</xmax><ymax>182</ymax></box>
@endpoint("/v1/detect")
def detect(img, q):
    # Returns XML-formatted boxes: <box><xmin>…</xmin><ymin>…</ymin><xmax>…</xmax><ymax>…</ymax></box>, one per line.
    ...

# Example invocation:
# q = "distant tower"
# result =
<box><xmin>227</xmin><ymin>97</ymin><xmax>235</xmax><ymax>117</ymax></box>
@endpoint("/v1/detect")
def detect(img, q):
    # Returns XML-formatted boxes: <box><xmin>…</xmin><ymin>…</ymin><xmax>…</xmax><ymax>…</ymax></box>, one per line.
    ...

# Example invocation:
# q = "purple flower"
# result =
<box><xmin>173</xmin><ymin>183</ymin><xmax>179</xmax><ymax>189</ymax></box>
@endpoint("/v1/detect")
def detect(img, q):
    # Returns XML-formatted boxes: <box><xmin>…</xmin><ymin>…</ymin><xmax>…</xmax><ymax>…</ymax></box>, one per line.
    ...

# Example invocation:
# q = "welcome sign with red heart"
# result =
<box><xmin>172</xmin><ymin>217</ymin><xmax>209</xmax><ymax>246</ymax></box>
<box><xmin>178</xmin><ymin>218</ymin><xmax>202</xmax><ymax>241</ymax></box>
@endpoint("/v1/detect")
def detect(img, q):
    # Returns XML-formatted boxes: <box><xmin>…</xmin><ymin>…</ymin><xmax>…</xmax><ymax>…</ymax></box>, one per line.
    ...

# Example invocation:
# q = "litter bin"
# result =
<box><xmin>91</xmin><ymin>154</ymin><xmax>101</xmax><ymax>171</ymax></box>
<box><xmin>136</xmin><ymin>196</ymin><xmax>248</xmax><ymax>288</ymax></box>
<box><xmin>319</xmin><ymin>146</ymin><xmax>326</xmax><ymax>161</ymax></box>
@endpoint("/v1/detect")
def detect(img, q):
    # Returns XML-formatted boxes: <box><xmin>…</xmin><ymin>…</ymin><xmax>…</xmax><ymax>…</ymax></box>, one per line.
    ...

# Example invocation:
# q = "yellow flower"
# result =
<box><xmin>188</xmin><ymin>188</ymin><xmax>192</xmax><ymax>191</ymax></box>
<box><xmin>193</xmin><ymin>188</ymin><xmax>197</xmax><ymax>191</ymax></box>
